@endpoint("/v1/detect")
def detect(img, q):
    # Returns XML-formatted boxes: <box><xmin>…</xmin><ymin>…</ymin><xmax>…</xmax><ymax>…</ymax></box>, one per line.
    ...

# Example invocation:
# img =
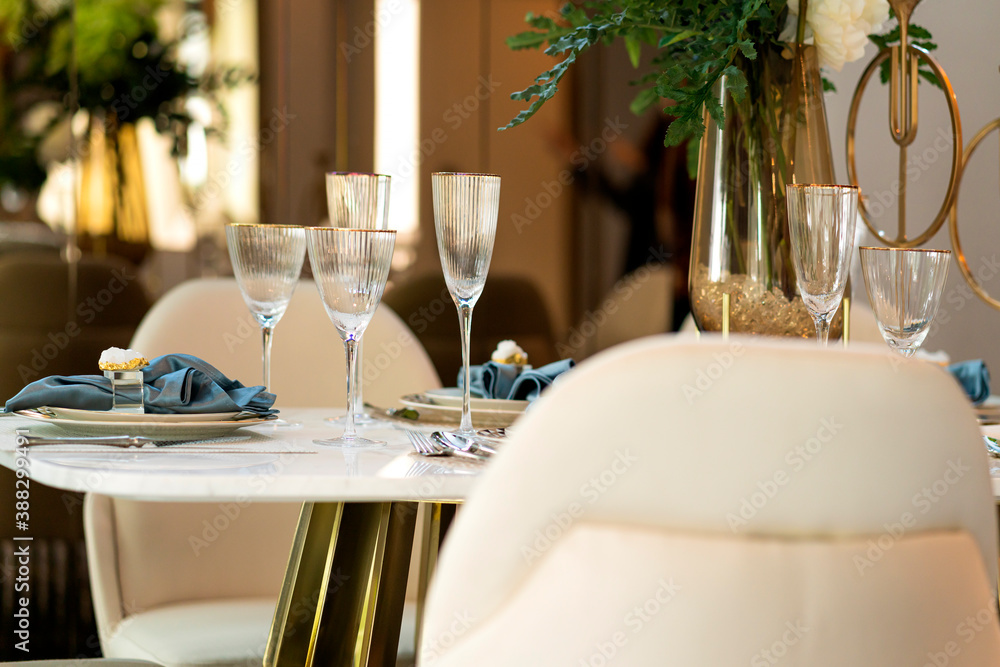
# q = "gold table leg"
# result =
<box><xmin>415</xmin><ymin>502</ymin><xmax>458</xmax><ymax>655</ymax></box>
<box><xmin>265</xmin><ymin>500</ymin><xmax>417</xmax><ymax>667</ymax></box>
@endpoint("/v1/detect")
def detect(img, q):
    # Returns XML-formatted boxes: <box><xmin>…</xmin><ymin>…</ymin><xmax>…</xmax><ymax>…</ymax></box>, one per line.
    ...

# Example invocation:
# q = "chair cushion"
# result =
<box><xmin>101</xmin><ymin>598</ymin><xmax>275</xmax><ymax>667</ymax></box>
<box><xmin>425</xmin><ymin>523</ymin><xmax>1000</xmax><ymax>666</ymax></box>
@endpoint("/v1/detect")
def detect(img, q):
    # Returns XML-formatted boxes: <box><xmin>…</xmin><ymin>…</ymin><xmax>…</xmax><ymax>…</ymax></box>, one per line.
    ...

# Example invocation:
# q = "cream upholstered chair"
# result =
<box><xmin>420</xmin><ymin>336</ymin><xmax>1000</xmax><ymax>666</ymax></box>
<box><xmin>85</xmin><ymin>278</ymin><xmax>440</xmax><ymax>667</ymax></box>
<box><xmin>588</xmin><ymin>263</ymin><xmax>674</xmax><ymax>356</ymax></box>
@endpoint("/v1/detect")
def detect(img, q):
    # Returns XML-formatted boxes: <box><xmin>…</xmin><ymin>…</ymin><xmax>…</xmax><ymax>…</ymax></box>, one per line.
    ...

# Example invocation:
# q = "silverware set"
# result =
<box><xmin>404</xmin><ymin>429</ymin><xmax>497</xmax><ymax>461</ymax></box>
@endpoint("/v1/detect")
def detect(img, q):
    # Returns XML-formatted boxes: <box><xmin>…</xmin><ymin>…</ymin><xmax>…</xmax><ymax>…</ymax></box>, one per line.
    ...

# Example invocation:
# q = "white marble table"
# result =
<box><xmin>0</xmin><ymin>406</ymin><xmax>479</xmax><ymax>667</ymax></box>
<box><xmin>0</xmin><ymin>407</ymin><xmax>482</xmax><ymax>502</ymax></box>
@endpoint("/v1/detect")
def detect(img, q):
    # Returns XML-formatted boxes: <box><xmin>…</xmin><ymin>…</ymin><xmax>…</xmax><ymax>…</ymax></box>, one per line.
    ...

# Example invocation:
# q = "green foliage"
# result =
<box><xmin>868</xmin><ymin>22</ymin><xmax>942</xmax><ymax>89</ymax></box>
<box><xmin>502</xmin><ymin>0</ymin><xmax>790</xmax><ymax>151</ymax></box>
<box><xmin>503</xmin><ymin>0</ymin><xmax>939</xmax><ymax>157</ymax></box>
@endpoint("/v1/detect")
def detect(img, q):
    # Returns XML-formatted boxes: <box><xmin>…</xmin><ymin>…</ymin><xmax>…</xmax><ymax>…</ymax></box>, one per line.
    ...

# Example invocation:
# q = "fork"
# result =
<box><xmin>404</xmin><ymin>429</ymin><xmax>447</xmax><ymax>457</ymax></box>
<box><xmin>404</xmin><ymin>429</ymin><xmax>485</xmax><ymax>461</ymax></box>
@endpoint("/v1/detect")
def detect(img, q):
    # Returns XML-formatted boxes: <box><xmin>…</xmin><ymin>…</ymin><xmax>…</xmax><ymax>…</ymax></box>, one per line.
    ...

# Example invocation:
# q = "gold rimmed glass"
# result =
<box><xmin>306</xmin><ymin>227</ymin><xmax>396</xmax><ymax>446</ymax></box>
<box><xmin>225</xmin><ymin>222</ymin><xmax>307</xmax><ymax>393</ymax></box>
<box><xmin>785</xmin><ymin>184</ymin><xmax>859</xmax><ymax>345</ymax></box>
<box><xmin>859</xmin><ymin>246</ymin><xmax>951</xmax><ymax>357</ymax></box>
<box><xmin>325</xmin><ymin>172</ymin><xmax>391</xmax><ymax>427</ymax></box>
<box><xmin>432</xmin><ymin>172</ymin><xmax>500</xmax><ymax>437</ymax></box>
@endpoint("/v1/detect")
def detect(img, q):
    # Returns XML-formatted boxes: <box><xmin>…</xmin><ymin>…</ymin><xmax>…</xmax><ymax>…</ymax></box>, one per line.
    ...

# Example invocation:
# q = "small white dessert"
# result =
<box><xmin>491</xmin><ymin>339</ymin><xmax>528</xmax><ymax>366</ymax></box>
<box><xmin>99</xmin><ymin>347</ymin><xmax>149</xmax><ymax>371</ymax></box>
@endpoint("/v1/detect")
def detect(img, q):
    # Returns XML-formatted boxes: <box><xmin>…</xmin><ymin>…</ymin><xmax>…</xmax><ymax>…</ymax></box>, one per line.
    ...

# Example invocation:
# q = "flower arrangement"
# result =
<box><xmin>503</xmin><ymin>0</ymin><xmax>936</xmax><ymax>164</ymax></box>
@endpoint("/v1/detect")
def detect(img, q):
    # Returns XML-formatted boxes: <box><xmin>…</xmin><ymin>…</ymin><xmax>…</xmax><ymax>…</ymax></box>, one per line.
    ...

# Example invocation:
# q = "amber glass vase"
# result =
<box><xmin>689</xmin><ymin>44</ymin><xmax>845</xmax><ymax>337</ymax></box>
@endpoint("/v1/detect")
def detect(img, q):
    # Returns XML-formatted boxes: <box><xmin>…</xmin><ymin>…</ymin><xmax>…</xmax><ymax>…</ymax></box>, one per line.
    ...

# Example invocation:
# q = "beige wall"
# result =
<box><xmin>415</xmin><ymin>0</ymin><xmax>573</xmax><ymax>336</ymax></box>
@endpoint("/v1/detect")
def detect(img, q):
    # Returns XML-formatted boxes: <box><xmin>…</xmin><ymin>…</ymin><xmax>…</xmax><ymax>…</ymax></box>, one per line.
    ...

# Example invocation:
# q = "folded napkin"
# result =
<box><xmin>459</xmin><ymin>359</ymin><xmax>575</xmax><ymax>402</ymax></box>
<box><xmin>948</xmin><ymin>359</ymin><xmax>990</xmax><ymax>405</ymax></box>
<box><xmin>4</xmin><ymin>354</ymin><xmax>278</xmax><ymax>416</ymax></box>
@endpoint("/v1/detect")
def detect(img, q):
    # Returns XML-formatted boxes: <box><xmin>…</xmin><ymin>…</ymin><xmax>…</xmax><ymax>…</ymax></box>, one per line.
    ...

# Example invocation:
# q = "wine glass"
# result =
<box><xmin>859</xmin><ymin>246</ymin><xmax>951</xmax><ymax>357</ymax></box>
<box><xmin>306</xmin><ymin>227</ymin><xmax>396</xmax><ymax>446</ymax></box>
<box><xmin>326</xmin><ymin>172</ymin><xmax>391</xmax><ymax>426</ymax></box>
<box><xmin>225</xmin><ymin>224</ymin><xmax>307</xmax><ymax>424</ymax></box>
<box><xmin>785</xmin><ymin>184</ymin><xmax>859</xmax><ymax>345</ymax></box>
<box><xmin>432</xmin><ymin>172</ymin><xmax>500</xmax><ymax>437</ymax></box>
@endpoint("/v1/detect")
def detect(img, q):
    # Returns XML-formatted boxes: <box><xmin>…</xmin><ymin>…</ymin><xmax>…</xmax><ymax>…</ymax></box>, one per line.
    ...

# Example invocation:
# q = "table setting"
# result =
<box><xmin>0</xmin><ymin>170</ymin><xmax>582</xmax><ymax>489</ymax></box>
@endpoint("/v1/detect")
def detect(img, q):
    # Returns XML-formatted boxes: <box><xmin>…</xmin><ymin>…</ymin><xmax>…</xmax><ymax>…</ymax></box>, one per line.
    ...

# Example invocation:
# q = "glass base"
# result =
<box><xmin>313</xmin><ymin>436</ymin><xmax>385</xmax><ymax>448</ymax></box>
<box><xmin>325</xmin><ymin>412</ymin><xmax>392</xmax><ymax>428</ymax></box>
<box><xmin>259</xmin><ymin>418</ymin><xmax>303</xmax><ymax>429</ymax></box>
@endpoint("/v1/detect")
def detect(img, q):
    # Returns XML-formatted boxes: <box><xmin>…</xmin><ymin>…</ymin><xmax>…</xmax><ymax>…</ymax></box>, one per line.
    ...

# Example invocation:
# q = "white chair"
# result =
<box><xmin>419</xmin><ymin>336</ymin><xmax>1000</xmax><ymax>666</ymax></box>
<box><xmin>587</xmin><ymin>264</ymin><xmax>674</xmax><ymax>357</ymax></box>
<box><xmin>85</xmin><ymin>278</ymin><xmax>440</xmax><ymax>667</ymax></box>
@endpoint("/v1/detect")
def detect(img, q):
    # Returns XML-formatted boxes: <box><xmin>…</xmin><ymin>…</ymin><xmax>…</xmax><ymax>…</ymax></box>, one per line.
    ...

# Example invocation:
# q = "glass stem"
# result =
<box><xmin>262</xmin><ymin>325</ymin><xmax>274</xmax><ymax>388</ymax></box>
<box><xmin>344</xmin><ymin>336</ymin><xmax>359</xmax><ymax>440</ymax></box>
<box><xmin>458</xmin><ymin>303</ymin><xmax>474</xmax><ymax>436</ymax></box>
<box><xmin>354</xmin><ymin>337</ymin><xmax>365</xmax><ymax>416</ymax></box>
<box><xmin>815</xmin><ymin>317</ymin><xmax>831</xmax><ymax>346</ymax></box>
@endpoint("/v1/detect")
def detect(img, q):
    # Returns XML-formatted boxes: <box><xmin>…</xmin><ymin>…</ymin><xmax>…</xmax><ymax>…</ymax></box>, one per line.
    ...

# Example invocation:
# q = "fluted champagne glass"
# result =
<box><xmin>433</xmin><ymin>172</ymin><xmax>500</xmax><ymax>437</ymax></box>
<box><xmin>326</xmin><ymin>172</ymin><xmax>391</xmax><ymax>426</ymax></box>
<box><xmin>307</xmin><ymin>228</ymin><xmax>396</xmax><ymax>446</ymax></box>
<box><xmin>226</xmin><ymin>224</ymin><xmax>306</xmax><ymax>422</ymax></box>
<box><xmin>785</xmin><ymin>184</ymin><xmax>859</xmax><ymax>345</ymax></box>
<box><xmin>860</xmin><ymin>247</ymin><xmax>951</xmax><ymax>357</ymax></box>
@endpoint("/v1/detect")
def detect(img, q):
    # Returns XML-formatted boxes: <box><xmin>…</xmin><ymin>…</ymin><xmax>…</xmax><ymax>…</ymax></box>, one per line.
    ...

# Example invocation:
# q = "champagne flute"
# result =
<box><xmin>432</xmin><ymin>172</ymin><xmax>500</xmax><ymax>437</ymax></box>
<box><xmin>226</xmin><ymin>223</ymin><xmax>306</xmax><ymax>426</ymax></box>
<box><xmin>785</xmin><ymin>184</ymin><xmax>859</xmax><ymax>345</ymax></box>
<box><xmin>325</xmin><ymin>172</ymin><xmax>391</xmax><ymax>426</ymax></box>
<box><xmin>306</xmin><ymin>227</ymin><xmax>396</xmax><ymax>446</ymax></box>
<box><xmin>859</xmin><ymin>247</ymin><xmax>951</xmax><ymax>357</ymax></box>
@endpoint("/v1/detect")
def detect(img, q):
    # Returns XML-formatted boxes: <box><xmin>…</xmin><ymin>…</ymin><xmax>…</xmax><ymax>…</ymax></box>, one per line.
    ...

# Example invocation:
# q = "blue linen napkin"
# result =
<box><xmin>3</xmin><ymin>354</ymin><xmax>278</xmax><ymax>416</ymax></box>
<box><xmin>948</xmin><ymin>359</ymin><xmax>990</xmax><ymax>405</ymax></box>
<box><xmin>459</xmin><ymin>359</ymin><xmax>575</xmax><ymax>402</ymax></box>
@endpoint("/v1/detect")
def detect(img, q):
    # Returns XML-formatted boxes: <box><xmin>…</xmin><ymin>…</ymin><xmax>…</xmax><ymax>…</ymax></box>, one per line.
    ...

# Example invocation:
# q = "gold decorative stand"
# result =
<box><xmin>846</xmin><ymin>0</ymin><xmax>963</xmax><ymax>248</ymax></box>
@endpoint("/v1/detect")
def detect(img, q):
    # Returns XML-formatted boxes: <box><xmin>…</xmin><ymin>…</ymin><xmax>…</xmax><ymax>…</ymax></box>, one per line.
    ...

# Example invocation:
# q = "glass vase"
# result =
<box><xmin>689</xmin><ymin>44</ymin><xmax>846</xmax><ymax>337</ymax></box>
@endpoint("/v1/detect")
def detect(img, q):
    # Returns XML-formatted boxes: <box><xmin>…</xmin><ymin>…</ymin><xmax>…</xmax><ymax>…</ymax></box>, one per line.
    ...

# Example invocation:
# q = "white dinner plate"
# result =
<box><xmin>423</xmin><ymin>387</ymin><xmax>530</xmax><ymax>412</ymax></box>
<box><xmin>400</xmin><ymin>391</ymin><xmax>527</xmax><ymax>428</ymax></box>
<box><xmin>15</xmin><ymin>408</ymin><xmax>276</xmax><ymax>441</ymax></box>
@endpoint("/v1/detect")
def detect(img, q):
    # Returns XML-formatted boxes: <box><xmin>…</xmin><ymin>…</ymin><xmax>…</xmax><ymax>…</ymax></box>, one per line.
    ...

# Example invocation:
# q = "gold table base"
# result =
<box><xmin>265</xmin><ymin>501</ymin><xmax>458</xmax><ymax>666</ymax></box>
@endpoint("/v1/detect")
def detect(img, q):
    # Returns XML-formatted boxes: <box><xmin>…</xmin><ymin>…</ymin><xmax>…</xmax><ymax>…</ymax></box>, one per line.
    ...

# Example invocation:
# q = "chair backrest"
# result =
<box><xmin>383</xmin><ymin>273</ymin><xmax>558</xmax><ymax>383</ymax></box>
<box><xmin>85</xmin><ymin>277</ymin><xmax>440</xmax><ymax>641</ymax></box>
<box><xmin>588</xmin><ymin>263</ymin><xmax>674</xmax><ymax>357</ymax></box>
<box><xmin>129</xmin><ymin>277</ymin><xmax>440</xmax><ymax>406</ymax></box>
<box><xmin>421</xmin><ymin>337</ymin><xmax>1000</xmax><ymax>666</ymax></box>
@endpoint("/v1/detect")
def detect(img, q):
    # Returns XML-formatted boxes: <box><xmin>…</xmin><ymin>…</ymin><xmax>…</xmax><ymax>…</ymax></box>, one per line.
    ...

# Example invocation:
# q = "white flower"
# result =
<box><xmin>785</xmin><ymin>0</ymin><xmax>890</xmax><ymax>71</ymax></box>
<box><xmin>491</xmin><ymin>340</ymin><xmax>528</xmax><ymax>365</ymax></box>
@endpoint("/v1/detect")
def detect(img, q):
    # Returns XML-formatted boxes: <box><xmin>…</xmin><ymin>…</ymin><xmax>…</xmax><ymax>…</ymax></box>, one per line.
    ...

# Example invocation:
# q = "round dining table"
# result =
<box><xmin>0</xmin><ymin>407</ymin><xmax>481</xmax><ymax>667</ymax></box>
